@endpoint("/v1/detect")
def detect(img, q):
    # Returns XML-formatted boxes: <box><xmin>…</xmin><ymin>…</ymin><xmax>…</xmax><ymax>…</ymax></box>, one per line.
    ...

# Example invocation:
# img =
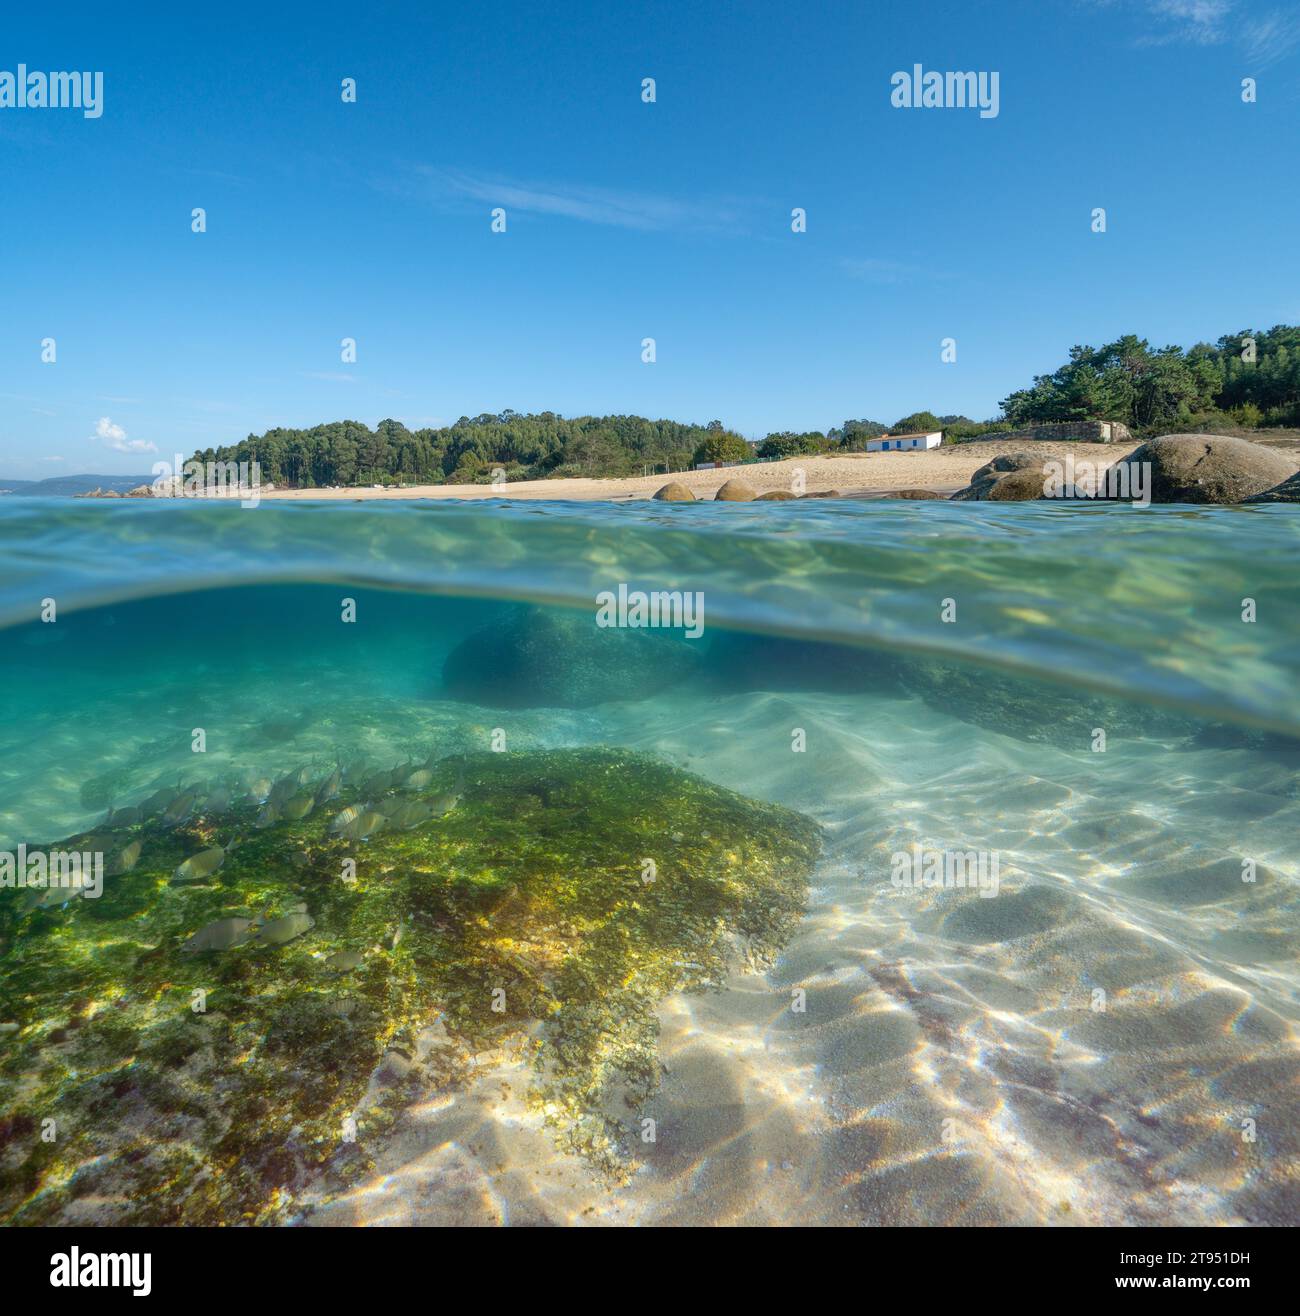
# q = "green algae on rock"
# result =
<box><xmin>0</xmin><ymin>748</ymin><xmax>819</xmax><ymax>1225</ymax></box>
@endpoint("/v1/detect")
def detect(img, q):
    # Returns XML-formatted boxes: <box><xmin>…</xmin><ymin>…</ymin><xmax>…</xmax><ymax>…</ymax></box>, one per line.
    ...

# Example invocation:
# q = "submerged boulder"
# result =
<box><xmin>1114</xmin><ymin>434</ymin><xmax>1298</xmax><ymax>504</ymax></box>
<box><xmin>652</xmin><ymin>481</ymin><xmax>696</xmax><ymax>502</ymax></box>
<box><xmin>442</xmin><ymin>604</ymin><xmax>704</xmax><ymax>708</ymax></box>
<box><xmin>756</xmin><ymin>489</ymin><xmax>797</xmax><ymax>501</ymax></box>
<box><xmin>714</xmin><ymin>479</ymin><xmax>757</xmax><ymax>501</ymax></box>
<box><xmin>0</xmin><ymin>748</ymin><xmax>820</xmax><ymax>1225</ymax></box>
<box><xmin>892</xmin><ymin>488</ymin><xmax>946</xmax><ymax>500</ymax></box>
<box><xmin>893</xmin><ymin>655</ymin><xmax>1194</xmax><ymax>749</ymax></box>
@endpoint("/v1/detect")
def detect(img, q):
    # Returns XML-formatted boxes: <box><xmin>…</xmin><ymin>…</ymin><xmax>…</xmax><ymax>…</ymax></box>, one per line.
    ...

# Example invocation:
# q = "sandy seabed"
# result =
<box><xmin>290</xmin><ymin>687</ymin><xmax>1299</xmax><ymax>1228</ymax></box>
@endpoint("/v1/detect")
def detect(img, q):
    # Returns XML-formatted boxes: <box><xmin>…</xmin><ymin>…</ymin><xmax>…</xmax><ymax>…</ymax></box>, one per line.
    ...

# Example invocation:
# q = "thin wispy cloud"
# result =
<box><xmin>1143</xmin><ymin>0</ymin><xmax>1231</xmax><ymax>45</ymax></box>
<box><xmin>1090</xmin><ymin>0</ymin><xmax>1300</xmax><ymax>62</ymax></box>
<box><xmin>1240</xmin><ymin>10</ymin><xmax>1300</xmax><ymax>65</ymax></box>
<box><xmin>92</xmin><ymin>416</ymin><xmax>157</xmax><ymax>455</ymax></box>
<box><xmin>414</xmin><ymin>167</ymin><xmax>743</xmax><ymax>233</ymax></box>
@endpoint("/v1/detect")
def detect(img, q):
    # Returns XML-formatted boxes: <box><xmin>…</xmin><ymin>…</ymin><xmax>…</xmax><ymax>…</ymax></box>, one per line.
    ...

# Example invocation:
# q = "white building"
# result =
<box><xmin>866</xmin><ymin>431</ymin><xmax>942</xmax><ymax>452</ymax></box>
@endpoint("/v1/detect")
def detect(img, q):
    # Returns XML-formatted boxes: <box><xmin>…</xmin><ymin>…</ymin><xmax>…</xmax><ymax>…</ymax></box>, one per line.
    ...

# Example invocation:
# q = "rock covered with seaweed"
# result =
<box><xmin>0</xmin><ymin>748</ymin><xmax>819</xmax><ymax>1225</ymax></box>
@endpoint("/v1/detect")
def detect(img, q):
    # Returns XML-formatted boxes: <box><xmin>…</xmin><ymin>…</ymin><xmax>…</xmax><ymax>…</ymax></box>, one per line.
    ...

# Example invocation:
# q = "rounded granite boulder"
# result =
<box><xmin>1245</xmin><ymin>471</ymin><xmax>1300</xmax><ymax>503</ymax></box>
<box><xmin>1114</xmin><ymin>434</ymin><xmax>1298</xmax><ymax>504</ymax></box>
<box><xmin>714</xmin><ymin>479</ymin><xmax>758</xmax><ymax>501</ymax></box>
<box><xmin>950</xmin><ymin>452</ymin><xmax>1046</xmax><ymax>501</ymax></box>
<box><xmin>652</xmin><ymin>481</ymin><xmax>696</xmax><ymax>502</ymax></box>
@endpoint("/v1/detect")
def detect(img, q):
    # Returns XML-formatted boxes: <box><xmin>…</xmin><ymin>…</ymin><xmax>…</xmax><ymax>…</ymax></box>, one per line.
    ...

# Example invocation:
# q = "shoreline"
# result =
<box><xmin>251</xmin><ymin>441</ymin><xmax>1124</xmax><ymax>503</ymax></box>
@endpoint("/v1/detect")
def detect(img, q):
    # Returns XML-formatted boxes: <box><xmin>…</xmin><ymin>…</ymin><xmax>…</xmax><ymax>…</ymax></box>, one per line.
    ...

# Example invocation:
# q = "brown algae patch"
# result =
<box><xmin>0</xmin><ymin>748</ymin><xmax>819</xmax><ymax>1224</ymax></box>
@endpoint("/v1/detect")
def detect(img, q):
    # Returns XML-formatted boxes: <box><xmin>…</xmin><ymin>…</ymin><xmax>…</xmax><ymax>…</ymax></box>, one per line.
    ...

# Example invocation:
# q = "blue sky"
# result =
<box><xmin>1</xmin><ymin>0</ymin><xmax>1298</xmax><ymax>477</ymax></box>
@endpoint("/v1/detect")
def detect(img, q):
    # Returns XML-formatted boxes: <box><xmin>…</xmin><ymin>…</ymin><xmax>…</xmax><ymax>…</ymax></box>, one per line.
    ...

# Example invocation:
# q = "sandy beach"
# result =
<box><xmin>255</xmin><ymin>441</ymin><xmax>1124</xmax><ymax>502</ymax></box>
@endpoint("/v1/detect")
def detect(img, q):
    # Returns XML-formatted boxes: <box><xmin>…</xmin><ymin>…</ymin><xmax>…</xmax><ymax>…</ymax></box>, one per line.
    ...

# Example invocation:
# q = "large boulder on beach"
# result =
<box><xmin>950</xmin><ymin>452</ymin><xmax>1047</xmax><ymax>501</ymax></box>
<box><xmin>1113</xmin><ymin>434</ymin><xmax>1298</xmax><ymax>504</ymax></box>
<box><xmin>714</xmin><ymin>479</ymin><xmax>757</xmax><ymax>501</ymax></box>
<box><xmin>442</xmin><ymin>604</ymin><xmax>704</xmax><ymax>708</ymax></box>
<box><xmin>757</xmin><ymin>490</ymin><xmax>797</xmax><ymax>500</ymax></box>
<box><xmin>653</xmin><ymin>481</ymin><xmax>696</xmax><ymax>502</ymax></box>
<box><xmin>1244</xmin><ymin>470</ymin><xmax>1300</xmax><ymax>503</ymax></box>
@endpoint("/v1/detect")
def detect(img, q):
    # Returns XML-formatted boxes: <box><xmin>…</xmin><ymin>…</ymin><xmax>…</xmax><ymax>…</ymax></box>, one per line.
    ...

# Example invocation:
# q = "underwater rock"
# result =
<box><xmin>714</xmin><ymin>479</ymin><xmax>757</xmax><ymax>501</ymax></box>
<box><xmin>652</xmin><ymin>481</ymin><xmax>696</xmax><ymax>502</ymax></box>
<box><xmin>442</xmin><ymin>605</ymin><xmax>703</xmax><ymax>709</ymax></box>
<box><xmin>1114</xmin><ymin>434</ymin><xmax>1297</xmax><ymax>504</ymax></box>
<box><xmin>892</xmin><ymin>488</ymin><xmax>946</xmax><ymax>499</ymax></box>
<box><xmin>892</xmin><ymin>656</ymin><xmax>1193</xmax><ymax>749</ymax></box>
<box><xmin>0</xmin><ymin>748</ymin><xmax>818</xmax><ymax>1225</ymax></box>
<box><xmin>707</xmin><ymin>631</ymin><xmax>903</xmax><ymax>696</ymax></box>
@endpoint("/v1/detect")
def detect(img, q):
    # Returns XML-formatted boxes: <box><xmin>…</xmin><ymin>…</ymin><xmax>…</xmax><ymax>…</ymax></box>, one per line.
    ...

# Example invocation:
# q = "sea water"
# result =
<box><xmin>0</xmin><ymin>496</ymin><xmax>1296</xmax><ymax>1226</ymax></box>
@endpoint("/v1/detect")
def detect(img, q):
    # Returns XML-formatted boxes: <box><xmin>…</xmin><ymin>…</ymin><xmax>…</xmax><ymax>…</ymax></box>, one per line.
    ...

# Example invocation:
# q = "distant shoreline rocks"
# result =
<box><xmin>948</xmin><ymin>433</ymin><xmax>1300</xmax><ymax>504</ymax></box>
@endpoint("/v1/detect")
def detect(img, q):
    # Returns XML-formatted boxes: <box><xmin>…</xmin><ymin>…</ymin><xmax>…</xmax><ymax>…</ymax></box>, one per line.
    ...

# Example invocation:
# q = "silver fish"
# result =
<box><xmin>428</xmin><ymin>787</ymin><xmax>463</xmax><ymax>816</ymax></box>
<box><xmin>162</xmin><ymin>793</ymin><xmax>196</xmax><ymax>826</ymax></box>
<box><xmin>340</xmin><ymin>810</ymin><xmax>387</xmax><ymax>841</ymax></box>
<box><xmin>140</xmin><ymin>788</ymin><xmax>173</xmax><ymax>816</ymax></box>
<box><xmin>251</xmin><ymin>911</ymin><xmax>315</xmax><ymax>947</ymax></box>
<box><xmin>323</xmin><ymin>949</ymin><xmax>364</xmax><ymax>973</ymax></box>
<box><xmin>23</xmin><ymin>881</ymin><xmax>87</xmax><ymax>912</ymax></box>
<box><xmin>255</xmin><ymin>801</ymin><xmax>281</xmax><ymax>829</ymax></box>
<box><xmin>182</xmin><ymin>916</ymin><xmax>256</xmax><ymax>954</ymax></box>
<box><xmin>403</xmin><ymin>768</ymin><xmax>434</xmax><ymax>791</ymax></box>
<box><xmin>328</xmin><ymin>804</ymin><xmax>365</xmax><ymax>834</ymax></box>
<box><xmin>316</xmin><ymin>768</ymin><xmax>342</xmax><ymax>804</ymax></box>
<box><xmin>281</xmin><ymin>793</ymin><xmax>315</xmax><ymax>821</ymax></box>
<box><xmin>173</xmin><ymin>846</ymin><xmax>225</xmax><ymax>883</ymax></box>
<box><xmin>268</xmin><ymin>774</ymin><xmax>297</xmax><ymax>807</ymax></box>
<box><xmin>109</xmin><ymin>838</ymin><xmax>142</xmax><ymax>876</ymax></box>
<box><xmin>388</xmin><ymin>800</ymin><xmax>434</xmax><ymax>830</ymax></box>
<box><xmin>204</xmin><ymin>784</ymin><xmax>233</xmax><ymax>814</ymax></box>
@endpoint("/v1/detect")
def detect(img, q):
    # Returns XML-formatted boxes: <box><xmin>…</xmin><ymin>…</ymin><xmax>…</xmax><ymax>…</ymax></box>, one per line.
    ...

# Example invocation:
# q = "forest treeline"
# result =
<box><xmin>191</xmin><ymin>327</ymin><xmax>1300</xmax><ymax>485</ymax></box>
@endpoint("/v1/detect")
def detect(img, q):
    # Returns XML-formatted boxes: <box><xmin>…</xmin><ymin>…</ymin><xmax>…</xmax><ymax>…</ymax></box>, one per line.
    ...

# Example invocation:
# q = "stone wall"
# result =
<box><xmin>966</xmin><ymin>420</ymin><xmax>1133</xmax><ymax>445</ymax></box>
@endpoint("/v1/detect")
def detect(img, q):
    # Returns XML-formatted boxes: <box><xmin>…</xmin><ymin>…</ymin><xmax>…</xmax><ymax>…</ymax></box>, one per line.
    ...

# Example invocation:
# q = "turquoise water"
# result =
<box><xmin>1</xmin><ymin>496</ymin><xmax>1298</xmax><ymax>1225</ymax></box>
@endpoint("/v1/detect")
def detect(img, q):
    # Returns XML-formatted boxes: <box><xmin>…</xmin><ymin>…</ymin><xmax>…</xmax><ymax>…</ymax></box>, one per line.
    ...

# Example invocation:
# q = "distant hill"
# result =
<box><xmin>0</xmin><ymin>473</ymin><xmax>153</xmax><ymax>497</ymax></box>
